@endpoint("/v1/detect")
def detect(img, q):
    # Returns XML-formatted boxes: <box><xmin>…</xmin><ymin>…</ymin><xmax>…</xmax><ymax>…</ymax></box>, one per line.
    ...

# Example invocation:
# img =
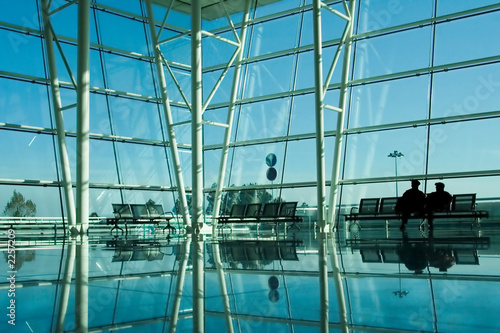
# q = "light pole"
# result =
<box><xmin>388</xmin><ymin>150</ymin><xmax>404</xmax><ymax>196</ymax></box>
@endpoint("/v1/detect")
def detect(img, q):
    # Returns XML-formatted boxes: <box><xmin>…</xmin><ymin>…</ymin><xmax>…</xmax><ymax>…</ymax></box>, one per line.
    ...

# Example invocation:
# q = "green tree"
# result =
<box><xmin>3</xmin><ymin>190</ymin><xmax>36</xmax><ymax>217</ymax></box>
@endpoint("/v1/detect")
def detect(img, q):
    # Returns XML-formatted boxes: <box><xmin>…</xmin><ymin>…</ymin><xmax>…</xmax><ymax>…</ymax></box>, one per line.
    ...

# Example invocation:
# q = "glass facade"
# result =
<box><xmin>1</xmin><ymin>1</ymin><xmax>500</xmax><ymax>332</ymax></box>
<box><xmin>2</xmin><ymin>0</ymin><xmax>499</xmax><ymax>222</ymax></box>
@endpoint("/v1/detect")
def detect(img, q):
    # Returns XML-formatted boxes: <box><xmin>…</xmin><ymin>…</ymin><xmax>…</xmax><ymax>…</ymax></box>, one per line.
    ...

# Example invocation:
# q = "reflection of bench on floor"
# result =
<box><xmin>107</xmin><ymin>203</ymin><xmax>175</xmax><ymax>234</ymax></box>
<box><xmin>220</xmin><ymin>239</ymin><xmax>303</xmax><ymax>264</ymax></box>
<box><xmin>217</xmin><ymin>202</ymin><xmax>302</xmax><ymax>232</ymax></box>
<box><xmin>345</xmin><ymin>193</ymin><xmax>488</xmax><ymax>230</ymax></box>
<box><xmin>105</xmin><ymin>239</ymin><xmax>164</xmax><ymax>262</ymax></box>
<box><xmin>354</xmin><ymin>236</ymin><xmax>489</xmax><ymax>266</ymax></box>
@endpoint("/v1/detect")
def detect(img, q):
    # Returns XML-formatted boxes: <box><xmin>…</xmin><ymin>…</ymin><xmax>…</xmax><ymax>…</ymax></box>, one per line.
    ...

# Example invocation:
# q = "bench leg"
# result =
<box><xmin>163</xmin><ymin>221</ymin><xmax>177</xmax><ymax>234</ymax></box>
<box><xmin>286</xmin><ymin>221</ymin><xmax>300</xmax><ymax>231</ymax></box>
<box><xmin>348</xmin><ymin>220</ymin><xmax>360</xmax><ymax>231</ymax></box>
<box><xmin>110</xmin><ymin>224</ymin><xmax>124</xmax><ymax>234</ymax></box>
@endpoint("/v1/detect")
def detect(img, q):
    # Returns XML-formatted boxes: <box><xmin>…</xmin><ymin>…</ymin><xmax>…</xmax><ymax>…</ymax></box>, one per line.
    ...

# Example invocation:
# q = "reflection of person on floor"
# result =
<box><xmin>396</xmin><ymin>232</ymin><xmax>428</xmax><ymax>274</ymax></box>
<box><xmin>427</xmin><ymin>230</ymin><xmax>456</xmax><ymax>272</ymax></box>
<box><xmin>396</xmin><ymin>180</ymin><xmax>426</xmax><ymax>231</ymax></box>
<box><xmin>425</xmin><ymin>182</ymin><xmax>453</xmax><ymax>229</ymax></box>
<box><xmin>397</xmin><ymin>231</ymin><xmax>456</xmax><ymax>273</ymax></box>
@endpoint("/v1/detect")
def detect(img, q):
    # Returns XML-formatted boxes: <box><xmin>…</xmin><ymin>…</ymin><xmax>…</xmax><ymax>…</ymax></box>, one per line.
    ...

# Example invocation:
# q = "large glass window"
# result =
<box><xmin>353</xmin><ymin>27</ymin><xmax>432</xmax><ymax>80</ymax></box>
<box><xmin>434</xmin><ymin>11</ymin><xmax>500</xmax><ymax>66</ymax></box>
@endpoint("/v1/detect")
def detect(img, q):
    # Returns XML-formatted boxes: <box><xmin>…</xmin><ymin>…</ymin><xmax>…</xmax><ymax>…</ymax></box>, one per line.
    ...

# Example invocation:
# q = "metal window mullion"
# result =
<box><xmin>211</xmin><ymin>0</ymin><xmax>252</xmax><ymax>230</ymax></box>
<box><xmin>145</xmin><ymin>0</ymin><xmax>192</xmax><ymax>228</ymax></box>
<box><xmin>327</xmin><ymin>0</ymin><xmax>355</xmax><ymax>229</ymax></box>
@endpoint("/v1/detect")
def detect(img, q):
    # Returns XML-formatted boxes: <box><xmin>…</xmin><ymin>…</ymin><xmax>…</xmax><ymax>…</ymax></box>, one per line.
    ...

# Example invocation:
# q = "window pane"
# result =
<box><xmin>235</xmin><ymin>98</ymin><xmax>291</xmax><ymax>142</ymax></box>
<box><xmin>0</xmin><ymin>131</ymin><xmax>57</xmax><ymax>180</ymax></box>
<box><xmin>357</xmin><ymin>0</ymin><xmax>433</xmax><ymax>34</ymax></box>
<box><xmin>96</xmin><ymin>10</ymin><xmax>148</xmax><ymax>54</ymax></box>
<box><xmin>431</xmin><ymin>63</ymin><xmax>500</xmax><ymax>118</ymax></box>
<box><xmin>434</xmin><ymin>11</ymin><xmax>500</xmax><ymax>66</ymax></box>
<box><xmin>0</xmin><ymin>185</ymin><xmax>62</xmax><ymax>217</ymax></box>
<box><xmin>116</xmin><ymin>142</ymin><xmax>171</xmax><ymax>186</ymax></box>
<box><xmin>354</xmin><ymin>27</ymin><xmax>432</xmax><ymax>80</ymax></box>
<box><xmin>349</xmin><ymin>76</ymin><xmax>430</xmax><ymax>128</ymax></box>
<box><xmin>243</xmin><ymin>55</ymin><xmax>295</xmax><ymax>99</ymax></box>
<box><xmin>103</xmin><ymin>53</ymin><xmax>155</xmax><ymax>97</ymax></box>
<box><xmin>109</xmin><ymin>96</ymin><xmax>164</xmax><ymax>140</ymax></box>
<box><xmin>0</xmin><ymin>79</ymin><xmax>52</xmax><ymax>128</ymax></box>
<box><xmin>0</xmin><ymin>31</ymin><xmax>45</xmax><ymax>77</ymax></box>
<box><xmin>427</xmin><ymin>119</ymin><xmax>500</xmax><ymax>174</ymax></box>
<box><xmin>249</xmin><ymin>15</ymin><xmax>301</xmax><ymax>57</ymax></box>
<box><xmin>343</xmin><ymin>127</ymin><xmax>428</xmax><ymax>180</ymax></box>
<box><xmin>228</xmin><ymin>143</ymin><xmax>286</xmax><ymax>187</ymax></box>
<box><xmin>436</xmin><ymin>0</ymin><xmax>500</xmax><ymax>16</ymax></box>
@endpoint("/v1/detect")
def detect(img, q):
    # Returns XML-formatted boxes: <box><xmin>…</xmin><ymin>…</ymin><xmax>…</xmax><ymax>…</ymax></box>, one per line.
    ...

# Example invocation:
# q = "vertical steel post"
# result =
<box><xmin>41</xmin><ymin>0</ymin><xmax>76</xmax><ymax>232</ymax></box>
<box><xmin>212</xmin><ymin>0</ymin><xmax>252</xmax><ymax>232</ymax></box>
<box><xmin>328</xmin><ymin>0</ymin><xmax>355</xmax><ymax>229</ymax></box>
<box><xmin>75</xmin><ymin>0</ymin><xmax>90</xmax><ymax>329</ymax></box>
<box><xmin>145</xmin><ymin>0</ymin><xmax>191</xmax><ymax>228</ymax></box>
<box><xmin>313</xmin><ymin>0</ymin><xmax>327</xmax><ymax>231</ymax></box>
<box><xmin>76</xmin><ymin>0</ymin><xmax>90</xmax><ymax>234</ymax></box>
<box><xmin>192</xmin><ymin>0</ymin><xmax>204</xmax><ymax>232</ymax></box>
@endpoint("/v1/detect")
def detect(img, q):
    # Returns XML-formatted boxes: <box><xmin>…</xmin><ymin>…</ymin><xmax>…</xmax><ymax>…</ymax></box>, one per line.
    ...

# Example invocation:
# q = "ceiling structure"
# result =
<box><xmin>150</xmin><ymin>0</ymin><xmax>283</xmax><ymax>20</ymax></box>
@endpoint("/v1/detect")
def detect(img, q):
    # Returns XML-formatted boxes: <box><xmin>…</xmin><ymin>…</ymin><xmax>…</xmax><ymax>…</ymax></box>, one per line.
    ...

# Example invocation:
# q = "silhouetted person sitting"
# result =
<box><xmin>425</xmin><ymin>182</ymin><xmax>452</xmax><ymax>229</ymax></box>
<box><xmin>396</xmin><ymin>179</ymin><xmax>425</xmax><ymax>230</ymax></box>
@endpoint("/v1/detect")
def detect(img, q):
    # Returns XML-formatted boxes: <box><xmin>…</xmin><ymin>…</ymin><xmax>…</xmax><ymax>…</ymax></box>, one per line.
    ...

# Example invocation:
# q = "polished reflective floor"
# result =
<box><xmin>2</xmin><ymin>223</ymin><xmax>500</xmax><ymax>332</ymax></box>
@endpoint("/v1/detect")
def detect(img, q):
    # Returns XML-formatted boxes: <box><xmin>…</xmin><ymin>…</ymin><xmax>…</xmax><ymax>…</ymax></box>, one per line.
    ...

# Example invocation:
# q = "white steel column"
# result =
<box><xmin>76</xmin><ymin>0</ymin><xmax>90</xmax><ymax>234</ymax></box>
<box><xmin>328</xmin><ymin>0</ymin><xmax>355</xmax><ymax>229</ymax></box>
<box><xmin>313</xmin><ymin>0</ymin><xmax>327</xmax><ymax>231</ymax></box>
<box><xmin>212</xmin><ymin>0</ymin><xmax>252</xmax><ymax>232</ymax></box>
<box><xmin>192</xmin><ymin>0</ymin><xmax>204</xmax><ymax>232</ymax></box>
<box><xmin>145</xmin><ymin>0</ymin><xmax>192</xmax><ymax>228</ymax></box>
<box><xmin>75</xmin><ymin>0</ymin><xmax>90</xmax><ymax>329</ymax></box>
<box><xmin>41</xmin><ymin>0</ymin><xmax>76</xmax><ymax>233</ymax></box>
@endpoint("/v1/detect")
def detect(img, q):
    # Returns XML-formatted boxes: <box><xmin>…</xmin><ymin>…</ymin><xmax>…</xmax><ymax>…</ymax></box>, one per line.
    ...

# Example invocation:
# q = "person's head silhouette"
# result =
<box><xmin>435</xmin><ymin>182</ymin><xmax>445</xmax><ymax>191</ymax></box>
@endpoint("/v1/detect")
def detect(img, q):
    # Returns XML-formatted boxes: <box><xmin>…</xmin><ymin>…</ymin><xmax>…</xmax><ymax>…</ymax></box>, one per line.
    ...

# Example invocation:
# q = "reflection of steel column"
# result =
<box><xmin>312</xmin><ymin>0</ymin><xmax>327</xmax><ymax>231</ymax></box>
<box><xmin>169</xmin><ymin>235</ymin><xmax>192</xmax><ymax>333</ymax></box>
<box><xmin>212</xmin><ymin>242</ymin><xmax>234</xmax><ymax>332</ymax></box>
<box><xmin>193</xmin><ymin>233</ymin><xmax>205</xmax><ymax>332</ymax></box>
<box><xmin>318</xmin><ymin>232</ymin><xmax>329</xmax><ymax>332</ymax></box>
<box><xmin>327</xmin><ymin>232</ymin><xmax>348</xmax><ymax>333</ymax></box>
<box><xmin>76</xmin><ymin>0</ymin><xmax>90</xmax><ymax>234</ymax></box>
<box><xmin>55</xmin><ymin>239</ymin><xmax>76</xmax><ymax>332</ymax></box>
<box><xmin>145</xmin><ymin>0</ymin><xmax>192</xmax><ymax>228</ymax></box>
<box><xmin>75</xmin><ymin>236</ymin><xmax>89</xmax><ymax>331</ymax></box>
<box><xmin>328</xmin><ymin>0</ymin><xmax>355</xmax><ymax>230</ymax></box>
<box><xmin>192</xmin><ymin>0</ymin><xmax>204</xmax><ymax>231</ymax></box>
<box><xmin>212</xmin><ymin>0</ymin><xmax>252</xmax><ymax>233</ymax></box>
<box><xmin>41</xmin><ymin>0</ymin><xmax>76</xmax><ymax>232</ymax></box>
